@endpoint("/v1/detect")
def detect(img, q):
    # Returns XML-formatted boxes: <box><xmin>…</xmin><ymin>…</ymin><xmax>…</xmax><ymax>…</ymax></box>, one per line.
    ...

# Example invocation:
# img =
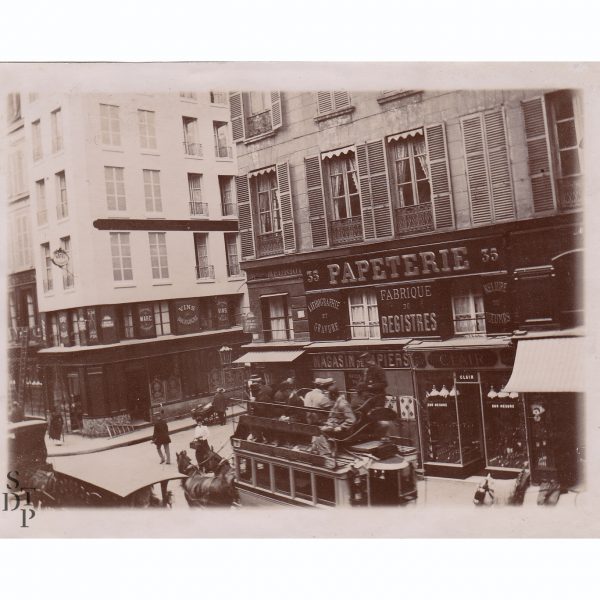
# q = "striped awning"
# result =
<box><xmin>321</xmin><ymin>145</ymin><xmax>355</xmax><ymax>160</ymax></box>
<box><xmin>387</xmin><ymin>127</ymin><xmax>424</xmax><ymax>143</ymax></box>
<box><xmin>233</xmin><ymin>350</ymin><xmax>305</xmax><ymax>364</ymax></box>
<box><xmin>248</xmin><ymin>165</ymin><xmax>276</xmax><ymax>178</ymax></box>
<box><xmin>504</xmin><ymin>337</ymin><xmax>585</xmax><ymax>393</ymax></box>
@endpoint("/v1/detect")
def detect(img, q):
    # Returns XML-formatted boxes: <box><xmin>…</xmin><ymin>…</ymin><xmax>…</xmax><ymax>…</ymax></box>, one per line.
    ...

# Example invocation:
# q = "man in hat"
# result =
<box><xmin>321</xmin><ymin>384</ymin><xmax>356</xmax><ymax>435</ymax></box>
<box><xmin>213</xmin><ymin>387</ymin><xmax>228</xmax><ymax>426</ymax></box>
<box><xmin>304</xmin><ymin>378</ymin><xmax>334</xmax><ymax>410</ymax></box>
<box><xmin>359</xmin><ymin>352</ymin><xmax>388</xmax><ymax>408</ymax></box>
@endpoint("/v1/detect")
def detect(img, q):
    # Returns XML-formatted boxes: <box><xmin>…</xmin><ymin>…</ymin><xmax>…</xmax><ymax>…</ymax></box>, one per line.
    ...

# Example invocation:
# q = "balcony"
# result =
<box><xmin>183</xmin><ymin>141</ymin><xmax>203</xmax><ymax>156</ymax></box>
<box><xmin>257</xmin><ymin>231</ymin><xmax>284</xmax><ymax>257</ymax></box>
<box><xmin>330</xmin><ymin>216</ymin><xmax>363</xmax><ymax>245</ymax></box>
<box><xmin>395</xmin><ymin>202</ymin><xmax>435</xmax><ymax>235</ymax></box>
<box><xmin>557</xmin><ymin>176</ymin><xmax>583</xmax><ymax>211</ymax></box>
<box><xmin>221</xmin><ymin>202</ymin><xmax>237</xmax><ymax>216</ymax></box>
<box><xmin>189</xmin><ymin>201</ymin><xmax>209</xmax><ymax>217</ymax></box>
<box><xmin>195</xmin><ymin>264</ymin><xmax>215</xmax><ymax>279</ymax></box>
<box><xmin>246</xmin><ymin>110</ymin><xmax>272</xmax><ymax>138</ymax></box>
<box><xmin>215</xmin><ymin>144</ymin><xmax>232</xmax><ymax>158</ymax></box>
<box><xmin>227</xmin><ymin>262</ymin><xmax>242</xmax><ymax>277</ymax></box>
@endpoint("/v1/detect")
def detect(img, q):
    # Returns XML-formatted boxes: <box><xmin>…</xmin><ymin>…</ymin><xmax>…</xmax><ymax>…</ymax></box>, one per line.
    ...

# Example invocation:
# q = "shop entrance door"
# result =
<box><xmin>126</xmin><ymin>369</ymin><xmax>150</xmax><ymax>422</ymax></box>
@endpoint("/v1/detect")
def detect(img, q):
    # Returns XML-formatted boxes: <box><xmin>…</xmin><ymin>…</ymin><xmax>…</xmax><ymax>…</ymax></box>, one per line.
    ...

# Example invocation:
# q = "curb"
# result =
<box><xmin>48</xmin><ymin>408</ymin><xmax>246</xmax><ymax>458</ymax></box>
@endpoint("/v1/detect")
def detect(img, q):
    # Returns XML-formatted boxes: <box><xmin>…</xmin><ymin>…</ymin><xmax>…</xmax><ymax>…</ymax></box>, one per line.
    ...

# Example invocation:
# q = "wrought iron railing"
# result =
<box><xmin>189</xmin><ymin>201</ymin><xmax>209</xmax><ymax>217</ymax></box>
<box><xmin>395</xmin><ymin>202</ymin><xmax>435</xmax><ymax>235</ymax></box>
<box><xmin>257</xmin><ymin>231</ymin><xmax>284</xmax><ymax>257</ymax></box>
<box><xmin>330</xmin><ymin>216</ymin><xmax>363</xmax><ymax>245</ymax></box>
<box><xmin>557</xmin><ymin>176</ymin><xmax>583</xmax><ymax>211</ymax></box>
<box><xmin>183</xmin><ymin>141</ymin><xmax>203</xmax><ymax>156</ymax></box>
<box><xmin>215</xmin><ymin>144</ymin><xmax>232</xmax><ymax>158</ymax></box>
<box><xmin>195</xmin><ymin>264</ymin><xmax>215</xmax><ymax>279</ymax></box>
<box><xmin>246</xmin><ymin>110</ymin><xmax>272</xmax><ymax>138</ymax></box>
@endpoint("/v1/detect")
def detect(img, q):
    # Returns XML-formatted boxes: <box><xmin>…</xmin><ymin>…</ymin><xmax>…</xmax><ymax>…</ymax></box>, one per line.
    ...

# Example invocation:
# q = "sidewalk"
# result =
<box><xmin>47</xmin><ymin>406</ymin><xmax>247</xmax><ymax>457</ymax></box>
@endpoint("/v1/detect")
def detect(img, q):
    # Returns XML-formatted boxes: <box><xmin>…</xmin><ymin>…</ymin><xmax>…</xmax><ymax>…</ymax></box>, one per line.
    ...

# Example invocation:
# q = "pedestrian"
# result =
<box><xmin>49</xmin><ymin>409</ymin><xmax>63</xmax><ymax>445</ymax></box>
<box><xmin>152</xmin><ymin>409</ymin><xmax>171</xmax><ymax>465</ymax></box>
<box><xmin>213</xmin><ymin>387</ymin><xmax>228</xmax><ymax>426</ymax></box>
<box><xmin>193</xmin><ymin>418</ymin><xmax>210</xmax><ymax>470</ymax></box>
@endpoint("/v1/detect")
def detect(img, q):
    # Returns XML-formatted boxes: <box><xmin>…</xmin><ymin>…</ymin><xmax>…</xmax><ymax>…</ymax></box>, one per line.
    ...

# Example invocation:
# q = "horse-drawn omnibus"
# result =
<box><xmin>230</xmin><ymin>400</ymin><xmax>418</xmax><ymax>508</ymax></box>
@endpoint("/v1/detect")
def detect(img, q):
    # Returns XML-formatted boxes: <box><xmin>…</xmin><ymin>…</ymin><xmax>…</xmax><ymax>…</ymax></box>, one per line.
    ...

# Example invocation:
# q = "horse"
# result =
<box><xmin>176</xmin><ymin>450</ymin><xmax>239</xmax><ymax>508</ymax></box>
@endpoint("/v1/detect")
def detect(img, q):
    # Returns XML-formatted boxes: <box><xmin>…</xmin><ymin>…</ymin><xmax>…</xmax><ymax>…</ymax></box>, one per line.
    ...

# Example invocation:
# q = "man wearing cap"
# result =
<box><xmin>304</xmin><ymin>378</ymin><xmax>334</xmax><ymax>410</ymax></box>
<box><xmin>359</xmin><ymin>352</ymin><xmax>388</xmax><ymax>404</ymax></box>
<box><xmin>321</xmin><ymin>384</ymin><xmax>356</xmax><ymax>435</ymax></box>
<box><xmin>213</xmin><ymin>387</ymin><xmax>228</xmax><ymax>426</ymax></box>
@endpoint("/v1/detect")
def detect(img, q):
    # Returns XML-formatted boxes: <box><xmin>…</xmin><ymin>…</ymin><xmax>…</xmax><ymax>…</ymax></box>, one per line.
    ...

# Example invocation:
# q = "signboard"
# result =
<box><xmin>482</xmin><ymin>276</ymin><xmax>512</xmax><ymax>334</ymax></box>
<box><xmin>456</xmin><ymin>370</ymin><xmax>478</xmax><ymax>383</ymax></box>
<box><xmin>310</xmin><ymin>349</ymin><xmax>410</xmax><ymax>370</ymax></box>
<box><xmin>216</xmin><ymin>298</ymin><xmax>230</xmax><ymax>329</ymax></box>
<box><xmin>52</xmin><ymin>248</ymin><xmax>69</xmax><ymax>267</ymax></box>
<box><xmin>173</xmin><ymin>298</ymin><xmax>200</xmax><ymax>334</ymax></box>
<box><xmin>302</xmin><ymin>236</ymin><xmax>506</xmax><ymax>291</ymax></box>
<box><xmin>136</xmin><ymin>303</ymin><xmax>156</xmax><ymax>338</ymax></box>
<box><xmin>98</xmin><ymin>305</ymin><xmax>118</xmax><ymax>344</ymax></box>
<box><xmin>77</xmin><ymin>308</ymin><xmax>88</xmax><ymax>345</ymax></box>
<box><xmin>306</xmin><ymin>290</ymin><xmax>347</xmax><ymax>341</ymax></box>
<box><xmin>86</xmin><ymin>307</ymin><xmax>99</xmax><ymax>344</ymax></box>
<box><xmin>247</xmin><ymin>265</ymin><xmax>302</xmax><ymax>282</ymax></box>
<box><xmin>377</xmin><ymin>282</ymin><xmax>447</xmax><ymax>338</ymax></box>
<box><xmin>58</xmin><ymin>311</ymin><xmax>71</xmax><ymax>346</ymax></box>
<box><xmin>427</xmin><ymin>350</ymin><xmax>499</xmax><ymax>369</ymax></box>
<box><xmin>242</xmin><ymin>312</ymin><xmax>259</xmax><ymax>334</ymax></box>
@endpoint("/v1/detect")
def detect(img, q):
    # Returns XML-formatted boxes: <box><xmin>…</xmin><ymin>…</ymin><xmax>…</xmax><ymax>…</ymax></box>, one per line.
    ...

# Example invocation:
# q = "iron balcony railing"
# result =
<box><xmin>395</xmin><ymin>202</ymin><xmax>435</xmax><ymax>235</ymax></box>
<box><xmin>215</xmin><ymin>144</ymin><xmax>232</xmax><ymax>158</ymax></box>
<box><xmin>557</xmin><ymin>176</ymin><xmax>583</xmax><ymax>211</ymax></box>
<box><xmin>256</xmin><ymin>231</ymin><xmax>284</xmax><ymax>257</ymax></box>
<box><xmin>221</xmin><ymin>202</ymin><xmax>237</xmax><ymax>216</ymax></box>
<box><xmin>330</xmin><ymin>216</ymin><xmax>363</xmax><ymax>245</ymax></box>
<box><xmin>195</xmin><ymin>264</ymin><xmax>215</xmax><ymax>279</ymax></box>
<box><xmin>183</xmin><ymin>141</ymin><xmax>203</xmax><ymax>156</ymax></box>
<box><xmin>189</xmin><ymin>201</ymin><xmax>209</xmax><ymax>217</ymax></box>
<box><xmin>246</xmin><ymin>110</ymin><xmax>272</xmax><ymax>138</ymax></box>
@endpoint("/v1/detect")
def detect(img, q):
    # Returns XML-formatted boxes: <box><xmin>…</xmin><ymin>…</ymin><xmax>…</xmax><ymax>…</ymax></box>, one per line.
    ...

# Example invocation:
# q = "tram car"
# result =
<box><xmin>231</xmin><ymin>401</ymin><xmax>418</xmax><ymax>508</ymax></box>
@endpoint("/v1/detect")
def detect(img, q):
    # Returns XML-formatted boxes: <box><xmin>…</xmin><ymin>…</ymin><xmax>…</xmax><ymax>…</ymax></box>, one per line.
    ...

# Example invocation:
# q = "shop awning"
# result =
<box><xmin>504</xmin><ymin>337</ymin><xmax>585</xmax><ymax>393</ymax></box>
<box><xmin>321</xmin><ymin>145</ymin><xmax>355</xmax><ymax>160</ymax></box>
<box><xmin>233</xmin><ymin>350</ymin><xmax>305</xmax><ymax>364</ymax></box>
<box><xmin>387</xmin><ymin>127</ymin><xmax>424</xmax><ymax>143</ymax></box>
<box><xmin>248</xmin><ymin>165</ymin><xmax>276</xmax><ymax>178</ymax></box>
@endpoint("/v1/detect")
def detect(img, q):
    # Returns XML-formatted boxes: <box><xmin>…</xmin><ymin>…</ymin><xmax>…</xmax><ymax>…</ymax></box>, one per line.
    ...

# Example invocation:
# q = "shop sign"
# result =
<box><xmin>427</xmin><ymin>400</ymin><xmax>450</xmax><ymax>408</ymax></box>
<box><xmin>377</xmin><ymin>282</ymin><xmax>447</xmax><ymax>337</ymax></box>
<box><xmin>247</xmin><ymin>265</ymin><xmax>302</xmax><ymax>282</ymax></box>
<box><xmin>482</xmin><ymin>276</ymin><xmax>512</xmax><ymax>334</ymax></box>
<box><xmin>427</xmin><ymin>350</ymin><xmax>498</xmax><ymax>369</ymax></box>
<box><xmin>490</xmin><ymin>402</ymin><xmax>517</xmax><ymax>409</ymax></box>
<box><xmin>456</xmin><ymin>371</ymin><xmax>478</xmax><ymax>382</ymax></box>
<box><xmin>306</xmin><ymin>290</ymin><xmax>347</xmax><ymax>341</ymax></box>
<box><xmin>98</xmin><ymin>306</ymin><xmax>118</xmax><ymax>344</ymax></box>
<box><xmin>86</xmin><ymin>307</ymin><xmax>99</xmax><ymax>344</ymax></box>
<box><xmin>173</xmin><ymin>298</ymin><xmax>200</xmax><ymax>334</ymax></box>
<box><xmin>137</xmin><ymin>303</ymin><xmax>156</xmax><ymax>338</ymax></box>
<box><xmin>58</xmin><ymin>311</ymin><xmax>71</xmax><ymax>346</ymax></box>
<box><xmin>242</xmin><ymin>312</ymin><xmax>259</xmax><ymax>334</ymax></box>
<box><xmin>311</xmin><ymin>349</ymin><xmax>410</xmax><ymax>370</ymax></box>
<box><xmin>216</xmin><ymin>298</ymin><xmax>230</xmax><ymax>328</ymax></box>
<box><xmin>302</xmin><ymin>236</ymin><xmax>506</xmax><ymax>291</ymax></box>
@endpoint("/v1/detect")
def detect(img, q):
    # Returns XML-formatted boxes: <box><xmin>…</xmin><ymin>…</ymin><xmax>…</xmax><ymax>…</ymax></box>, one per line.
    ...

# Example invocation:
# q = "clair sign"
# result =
<box><xmin>302</xmin><ymin>237</ymin><xmax>505</xmax><ymax>291</ymax></box>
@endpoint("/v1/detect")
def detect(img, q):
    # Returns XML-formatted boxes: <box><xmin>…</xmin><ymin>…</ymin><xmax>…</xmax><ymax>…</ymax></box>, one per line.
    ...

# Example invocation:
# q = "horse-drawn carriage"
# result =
<box><xmin>191</xmin><ymin>401</ymin><xmax>220</xmax><ymax>425</ymax></box>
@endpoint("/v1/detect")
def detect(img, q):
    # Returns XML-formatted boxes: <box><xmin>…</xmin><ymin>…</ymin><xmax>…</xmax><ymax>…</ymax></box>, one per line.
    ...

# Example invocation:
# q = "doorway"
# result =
<box><xmin>126</xmin><ymin>368</ymin><xmax>150</xmax><ymax>422</ymax></box>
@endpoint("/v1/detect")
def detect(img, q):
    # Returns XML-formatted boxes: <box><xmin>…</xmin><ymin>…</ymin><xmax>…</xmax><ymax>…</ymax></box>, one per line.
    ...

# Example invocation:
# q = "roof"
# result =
<box><xmin>504</xmin><ymin>336</ymin><xmax>585</xmax><ymax>393</ymax></box>
<box><xmin>233</xmin><ymin>350</ymin><xmax>305</xmax><ymax>364</ymax></box>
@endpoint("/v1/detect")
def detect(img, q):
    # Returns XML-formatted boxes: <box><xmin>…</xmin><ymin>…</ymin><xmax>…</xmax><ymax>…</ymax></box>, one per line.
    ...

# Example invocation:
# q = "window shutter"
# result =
<box><xmin>461</xmin><ymin>114</ymin><xmax>492</xmax><ymax>225</ymax></box>
<box><xmin>356</xmin><ymin>140</ymin><xmax>393</xmax><ymax>240</ymax></box>
<box><xmin>271</xmin><ymin>92</ymin><xmax>282</xmax><ymax>130</ymax></box>
<box><xmin>424</xmin><ymin>123</ymin><xmax>455</xmax><ymax>230</ymax></box>
<box><xmin>484</xmin><ymin>109</ymin><xmax>515</xmax><ymax>221</ymax></box>
<box><xmin>317</xmin><ymin>92</ymin><xmax>333</xmax><ymax>115</ymax></box>
<box><xmin>521</xmin><ymin>97</ymin><xmax>556</xmax><ymax>213</ymax></box>
<box><xmin>333</xmin><ymin>91</ymin><xmax>351</xmax><ymax>110</ymax></box>
<box><xmin>304</xmin><ymin>156</ymin><xmax>329</xmax><ymax>248</ymax></box>
<box><xmin>235</xmin><ymin>175</ymin><xmax>255</xmax><ymax>259</ymax></box>
<box><xmin>229</xmin><ymin>92</ymin><xmax>246</xmax><ymax>142</ymax></box>
<box><xmin>276</xmin><ymin>162</ymin><xmax>296</xmax><ymax>252</ymax></box>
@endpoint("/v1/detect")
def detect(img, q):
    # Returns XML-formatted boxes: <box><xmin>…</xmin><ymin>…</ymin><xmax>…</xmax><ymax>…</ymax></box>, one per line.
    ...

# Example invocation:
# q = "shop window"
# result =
<box><xmin>153</xmin><ymin>301</ymin><xmax>171</xmax><ymax>336</ymax></box>
<box><xmin>273</xmin><ymin>465</ymin><xmax>292</xmax><ymax>495</ymax></box>
<box><xmin>261</xmin><ymin>294</ymin><xmax>292</xmax><ymax>341</ymax></box>
<box><xmin>451</xmin><ymin>281</ymin><xmax>485</xmax><ymax>335</ymax></box>
<box><xmin>70</xmin><ymin>311</ymin><xmax>80</xmax><ymax>345</ymax></box>
<box><xmin>121</xmin><ymin>305</ymin><xmax>135</xmax><ymax>339</ymax></box>
<box><xmin>255</xmin><ymin>461</ymin><xmax>271</xmax><ymax>490</ymax></box>
<box><xmin>455</xmin><ymin>382</ymin><xmax>484</xmax><ymax>465</ymax></box>
<box><xmin>293</xmin><ymin>469</ymin><xmax>313</xmax><ymax>502</ymax></box>
<box><xmin>315</xmin><ymin>475</ymin><xmax>335</xmax><ymax>506</ymax></box>
<box><xmin>49</xmin><ymin>314</ymin><xmax>59</xmax><ymax>346</ymax></box>
<box><xmin>237</xmin><ymin>456</ymin><xmax>252</xmax><ymax>484</ymax></box>
<box><xmin>348</xmin><ymin>290</ymin><xmax>380</xmax><ymax>339</ymax></box>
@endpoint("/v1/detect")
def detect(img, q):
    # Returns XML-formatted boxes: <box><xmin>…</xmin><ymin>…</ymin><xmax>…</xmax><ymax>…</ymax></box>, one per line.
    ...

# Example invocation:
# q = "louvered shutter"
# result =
<box><xmin>317</xmin><ymin>92</ymin><xmax>334</xmax><ymax>115</ymax></box>
<box><xmin>356</xmin><ymin>140</ymin><xmax>393</xmax><ymax>239</ymax></box>
<box><xmin>522</xmin><ymin>97</ymin><xmax>556</xmax><ymax>213</ymax></box>
<box><xmin>304</xmin><ymin>156</ymin><xmax>329</xmax><ymax>247</ymax></box>
<box><xmin>424</xmin><ymin>123</ymin><xmax>455</xmax><ymax>230</ymax></box>
<box><xmin>276</xmin><ymin>162</ymin><xmax>296</xmax><ymax>252</ymax></box>
<box><xmin>484</xmin><ymin>109</ymin><xmax>515</xmax><ymax>221</ymax></box>
<box><xmin>235</xmin><ymin>175</ymin><xmax>255</xmax><ymax>259</ymax></box>
<box><xmin>271</xmin><ymin>92</ymin><xmax>282</xmax><ymax>130</ymax></box>
<box><xmin>462</xmin><ymin>113</ymin><xmax>492</xmax><ymax>225</ymax></box>
<box><xmin>229</xmin><ymin>92</ymin><xmax>245</xmax><ymax>142</ymax></box>
<box><xmin>333</xmin><ymin>91</ymin><xmax>351</xmax><ymax>110</ymax></box>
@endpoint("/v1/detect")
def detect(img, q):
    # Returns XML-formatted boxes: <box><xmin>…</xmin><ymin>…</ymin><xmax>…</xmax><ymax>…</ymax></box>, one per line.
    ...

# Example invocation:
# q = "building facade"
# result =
<box><xmin>231</xmin><ymin>89</ymin><xmax>584</xmax><ymax>485</ymax></box>
<box><xmin>6</xmin><ymin>91</ymin><xmax>250</xmax><ymax>435</ymax></box>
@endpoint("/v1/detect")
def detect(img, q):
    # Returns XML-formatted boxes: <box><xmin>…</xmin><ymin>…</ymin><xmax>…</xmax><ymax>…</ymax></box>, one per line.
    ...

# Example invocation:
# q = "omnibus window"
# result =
<box><xmin>293</xmin><ymin>470</ymin><xmax>313</xmax><ymax>502</ymax></box>
<box><xmin>237</xmin><ymin>457</ymin><xmax>252</xmax><ymax>483</ymax></box>
<box><xmin>255</xmin><ymin>461</ymin><xmax>271</xmax><ymax>490</ymax></box>
<box><xmin>273</xmin><ymin>465</ymin><xmax>291</xmax><ymax>495</ymax></box>
<box><xmin>315</xmin><ymin>475</ymin><xmax>335</xmax><ymax>506</ymax></box>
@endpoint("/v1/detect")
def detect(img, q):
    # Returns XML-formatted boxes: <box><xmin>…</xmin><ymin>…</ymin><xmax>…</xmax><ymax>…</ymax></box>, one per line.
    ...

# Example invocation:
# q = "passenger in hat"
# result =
<box><xmin>213</xmin><ymin>387</ymin><xmax>229</xmax><ymax>426</ymax></box>
<box><xmin>321</xmin><ymin>384</ymin><xmax>356</xmax><ymax>435</ymax></box>
<box><xmin>359</xmin><ymin>352</ymin><xmax>388</xmax><ymax>407</ymax></box>
<box><xmin>304</xmin><ymin>378</ymin><xmax>334</xmax><ymax>410</ymax></box>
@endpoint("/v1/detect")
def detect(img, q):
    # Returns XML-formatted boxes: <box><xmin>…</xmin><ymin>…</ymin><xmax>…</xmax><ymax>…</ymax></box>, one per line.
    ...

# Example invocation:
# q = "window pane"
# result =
<box><xmin>255</xmin><ymin>461</ymin><xmax>270</xmax><ymax>490</ymax></box>
<box><xmin>559</xmin><ymin>148</ymin><xmax>581</xmax><ymax>177</ymax></box>
<box><xmin>293</xmin><ymin>470</ymin><xmax>312</xmax><ymax>501</ymax></box>
<box><xmin>315</xmin><ymin>476</ymin><xmax>335</xmax><ymax>506</ymax></box>
<box><xmin>417</xmin><ymin>180</ymin><xmax>432</xmax><ymax>204</ymax></box>
<box><xmin>557</xmin><ymin>120</ymin><xmax>577</xmax><ymax>149</ymax></box>
<box><xmin>238</xmin><ymin>457</ymin><xmax>252</xmax><ymax>483</ymax></box>
<box><xmin>273</xmin><ymin>465</ymin><xmax>291</xmax><ymax>495</ymax></box>
<box><xmin>554</xmin><ymin>94</ymin><xmax>574</xmax><ymax>120</ymax></box>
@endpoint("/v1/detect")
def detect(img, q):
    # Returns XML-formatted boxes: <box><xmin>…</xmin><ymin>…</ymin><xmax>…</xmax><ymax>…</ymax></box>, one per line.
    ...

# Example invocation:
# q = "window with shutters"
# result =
<box><xmin>32</xmin><ymin>120</ymin><xmax>43</xmax><ymax>161</ymax></box>
<box><xmin>143</xmin><ymin>169</ymin><xmax>162</xmax><ymax>213</ymax></box>
<box><xmin>462</xmin><ymin>110</ymin><xmax>515</xmax><ymax>226</ymax></box>
<box><xmin>261</xmin><ymin>295</ymin><xmax>292</xmax><ymax>341</ymax></box>
<box><xmin>194</xmin><ymin>233</ymin><xmax>214</xmax><ymax>279</ymax></box>
<box><xmin>451</xmin><ymin>281</ymin><xmax>485</xmax><ymax>336</ymax></box>
<box><xmin>315</xmin><ymin>91</ymin><xmax>354</xmax><ymax>122</ymax></box>
<box><xmin>182</xmin><ymin>117</ymin><xmax>202</xmax><ymax>156</ymax></box>
<box><xmin>229</xmin><ymin>91</ymin><xmax>282</xmax><ymax>143</ymax></box>
<box><xmin>100</xmin><ymin>104</ymin><xmax>120</xmax><ymax>146</ymax></box>
<box><xmin>390</xmin><ymin>132</ymin><xmax>434</xmax><ymax>235</ymax></box>
<box><xmin>348</xmin><ymin>290</ymin><xmax>380</xmax><ymax>339</ymax></box>
<box><xmin>104</xmin><ymin>166</ymin><xmax>126</xmax><ymax>211</ymax></box>
<box><xmin>56</xmin><ymin>171</ymin><xmax>68</xmax><ymax>220</ymax></box>
<box><xmin>138</xmin><ymin>109</ymin><xmax>157</xmax><ymax>150</ymax></box>
<box><xmin>219</xmin><ymin>176</ymin><xmax>236</xmax><ymax>216</ymax></box>
<box><xmin>253</xmin><ymin>170</ymin><xmax>284</xmax><ymax>257</ymax></box>
<box><xmin>148</xmin><ymin>232</ymin><xmax>169</xmax><ymax>280</ymax></box>
<box><xmin>60</xmin><ymin>236</ymin><xmax>74</xmax><ymax>288</ymax></box>
<box><xmin>224</xmin><ymin>232</ymin><xmax>241</xmax><ymax>277</ymax></box>
<box><xmin>110</xmin><ymin>232</ymin><xmax>133</xmax><ymax>282</ymax></box>
<box><xmin>213</xmin><ymin>121</ymin><xmax>231</xmax><ymax>158</ymax></box>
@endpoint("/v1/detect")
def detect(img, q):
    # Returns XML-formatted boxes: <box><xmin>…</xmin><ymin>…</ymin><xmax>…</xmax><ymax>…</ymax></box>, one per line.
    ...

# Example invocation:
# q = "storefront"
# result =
<box><xmin>406</xmin><ymin>339</ymin><xmax>525</xmax><ymax>478</ymax></box>
<box><xmin>505</xmin><ymin>331</ymin><xmax>585</xmax><ymax>488</ymax></box>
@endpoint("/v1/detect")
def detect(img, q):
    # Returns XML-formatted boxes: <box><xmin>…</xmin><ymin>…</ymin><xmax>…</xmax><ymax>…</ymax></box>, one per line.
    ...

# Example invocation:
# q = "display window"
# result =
<box><xmin>456</xmin><ymin>381</ymin><xmax>485</xmax><ymax>464</ymax></box>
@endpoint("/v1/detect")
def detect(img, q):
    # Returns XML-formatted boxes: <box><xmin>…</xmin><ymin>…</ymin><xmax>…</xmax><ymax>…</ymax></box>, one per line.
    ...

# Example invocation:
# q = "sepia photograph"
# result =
<box><xmin>0</xmin><ymin>61</ymin><xmax>598</xmax><ymax>544</ymax></box>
